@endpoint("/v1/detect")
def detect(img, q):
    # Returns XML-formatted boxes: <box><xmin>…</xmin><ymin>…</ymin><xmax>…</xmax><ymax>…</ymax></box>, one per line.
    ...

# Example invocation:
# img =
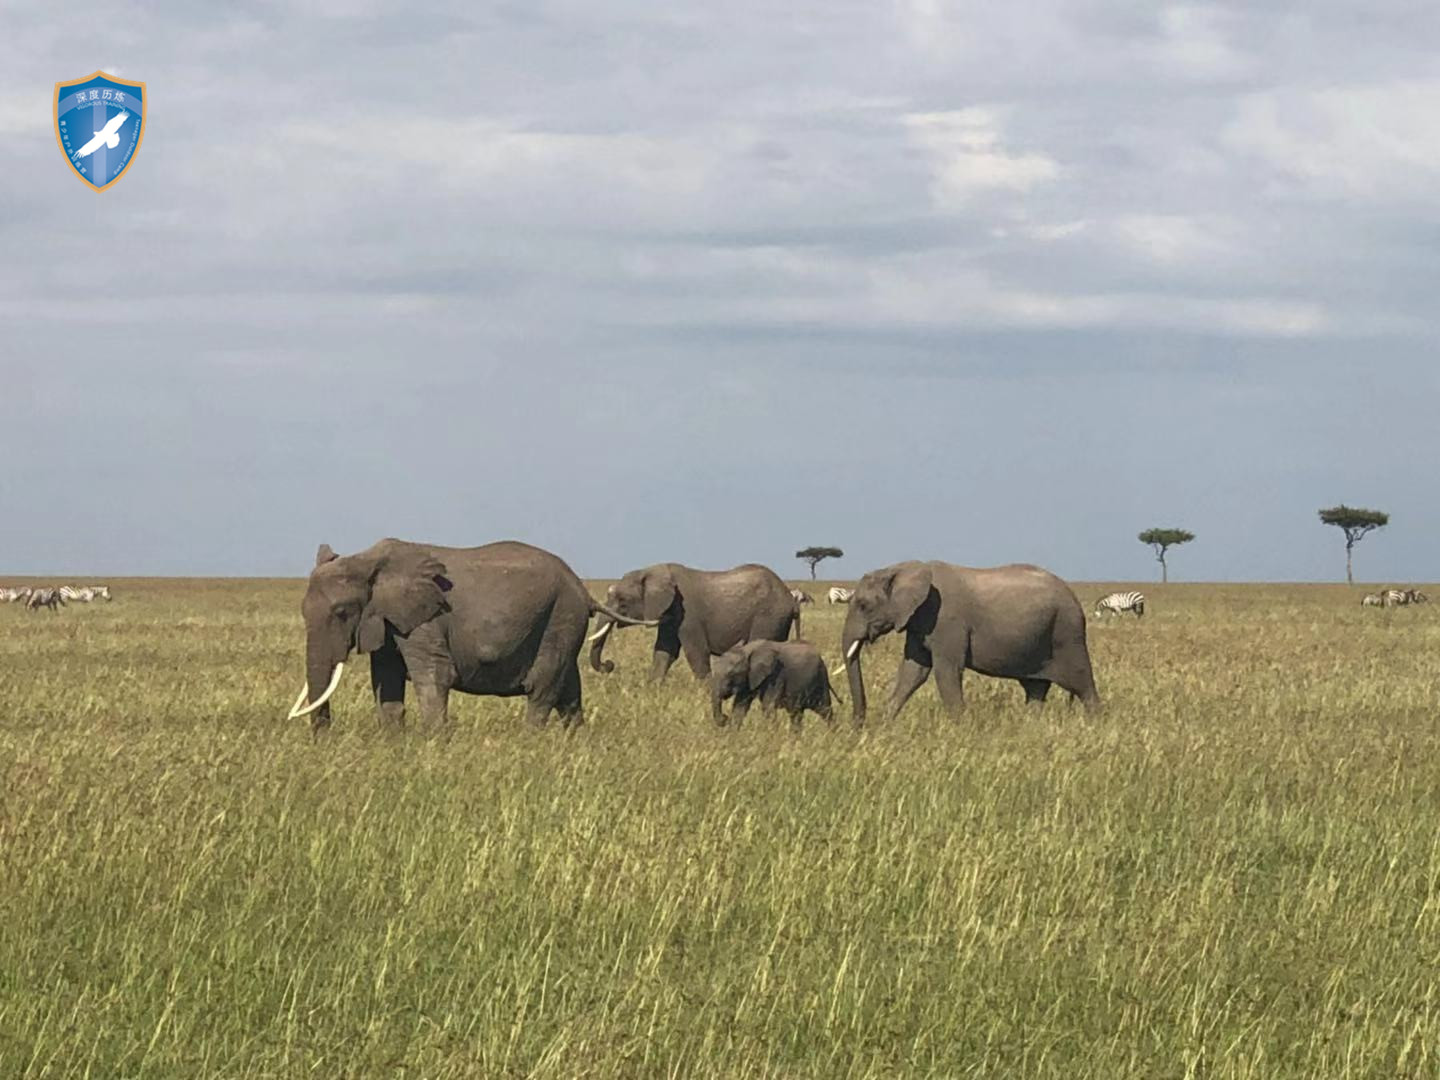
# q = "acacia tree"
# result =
<box><xmin>1138</xmin><ymin>527</ymin><xmax>1195</xmax><ymax>583</ymax></box>
<box><xmin>1318</xmin><ymin>505</ymin><xmax>1389</xmax><ymax>584</ymax></box>
<box><xmin>795</xmin><ymin>546</ymin><xmax>843</xmax><ymax>580</ymax></box>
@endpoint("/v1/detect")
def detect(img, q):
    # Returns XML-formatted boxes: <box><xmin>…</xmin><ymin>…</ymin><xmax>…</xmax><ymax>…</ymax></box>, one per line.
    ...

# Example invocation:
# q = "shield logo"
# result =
<box><xmin>54</xmin><ymin>71</ymin><xmax>146</xmax><ymax>191</ymax></box>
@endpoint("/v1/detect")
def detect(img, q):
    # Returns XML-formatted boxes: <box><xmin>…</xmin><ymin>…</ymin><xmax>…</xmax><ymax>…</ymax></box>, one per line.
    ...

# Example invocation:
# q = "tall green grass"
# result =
<box><xmin>2</xmin><ymin>580</ymin><xmax>1439</xmax><ymax>1076</ymax></box>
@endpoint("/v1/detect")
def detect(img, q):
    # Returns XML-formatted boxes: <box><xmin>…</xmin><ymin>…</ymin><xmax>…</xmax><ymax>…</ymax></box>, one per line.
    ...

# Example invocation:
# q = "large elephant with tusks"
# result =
<box><xmin>288</xmin><ymin>538</ymin><xmax>653</xmax><ymax>731</ymax></box>
<box><xmin>588</xmin><ymin>562</ymin><xmax>800</xmax><ymax>680</ymax></box>
<box><xmin>839</xmin><ymin>561</ymin><xmax>1100</xmax><ymax>724</ymax></box>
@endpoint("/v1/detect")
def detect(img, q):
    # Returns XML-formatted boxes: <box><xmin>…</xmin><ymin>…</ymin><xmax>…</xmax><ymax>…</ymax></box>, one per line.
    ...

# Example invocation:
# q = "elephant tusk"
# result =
<box><xmin>846</xmin><ymin>640</ymin><xmax>862</xmax><ymax>660</ymax></box>
<box><xmin>288</xmin><ymin>662</ymin><xmax>346</xmax><ymax>719</ymax></box>
<box><xmin>831</xmin><ymin>663</ymin><xmax>848</xmax><ymax>677</ymax></box>
<box><xmin>287</xmin><ymin>683</ymin><xmax>310</xmax><ymax>718</ymax></box>
<box><xmin>586</xmin><ymin>622</ymin><xmax>613</xmax><ymax>644</ymax></box>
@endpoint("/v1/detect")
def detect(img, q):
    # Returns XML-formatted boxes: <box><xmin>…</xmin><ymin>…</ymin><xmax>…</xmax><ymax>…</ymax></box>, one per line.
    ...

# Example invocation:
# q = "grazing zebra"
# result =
<box><xmin>1361</xmin><ymin>592</ymin><xmax>1386</xmax><ymax>607</ymax></box>
<box><xmin>789</xmin><ymin>588</ymin><xmax>814</xmax><ymax>605</ymax></box>
<box><xmin>1094</xmin><ymin>591</ymin><xmax>1145</xmax><ymax>618</ymax></box>
<box><xmin>0</xmin><ymin>587</ymin><xmax>32</xmax><ymax>603</ymax></box>
<box><xmin>26</xmin><ymin>587</ymin><xmax>64</xmax><ymax>613</ymax></box>
<box><xmin>827</xmin><ymin>587</ymin><xmax>854</xmax><ymax>605</ymax></box>
<box><xmin>1383</xmin><ymin>588</ymin><xmax>1428</xmax><ymax>607</ymax></box>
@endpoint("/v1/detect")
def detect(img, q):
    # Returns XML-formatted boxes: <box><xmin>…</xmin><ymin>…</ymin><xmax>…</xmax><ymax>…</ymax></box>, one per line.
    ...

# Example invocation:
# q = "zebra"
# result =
<box><xmin>58</xmin><ymin>585</ymin><xmax>112</xmax><ymax>603</ymax></box>
<box><xmin>26</xmin><ymin>587</ymin><xmax>65</xmax><ymax>613</ymax></box>
<box><xmin>1383</xmin><ymin>588</ymin><xmax>1428</xmax><ymax>607</ymax></box>
<box><xmin>1094</xmin><ymin>591</ymin><xmax>1145</xmax><ymax>618</ymax></box>
<box><xmin>0</xmin><ymin>587</ymin><xmax>32</xmax><ymax>603</ymax></box>
<box><xmin>827</xmin><ymin>587</ymin><xmax>854</xmax><ymax>605</ymax></box>
<box><xmin>789</xmin><ymin>588</ymin><xmax>814</xmax><ymax>605</ymax></box>
<box><xmin>1361</xmin><ymin>592</ymin><xmax>1386</xmax><ymax>607</ymax></box>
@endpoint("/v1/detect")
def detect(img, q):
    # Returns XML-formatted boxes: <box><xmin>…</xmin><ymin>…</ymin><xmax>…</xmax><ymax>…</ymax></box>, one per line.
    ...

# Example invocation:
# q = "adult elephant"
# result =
<box><xmin>587</xmin><ymin>562</ymin><xmax>799</xmax><ymax>680</ymax></box>
<box><xmin>839</xmin><ymin>561</ymin><xmax>1100</xmax><ymax>724</ymax></box>
<box><xmin>287</xmin><ymin>538</ymin><xmax>653</xmax><ymax>731</ymax></box>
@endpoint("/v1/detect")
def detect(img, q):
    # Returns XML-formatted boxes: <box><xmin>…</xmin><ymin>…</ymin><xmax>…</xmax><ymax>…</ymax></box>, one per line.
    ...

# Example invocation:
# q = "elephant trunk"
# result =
<box><xmin>588</xmin><ymin>614</ymin><xmax>615</xmax><ymax>673</ymax></box>
<box><xmin>294</xmin><ymin>637</ymin><xmax>347</xmax><ymax>726</ymax></box>
<box><xmin>841</xmin><ymin>612</ymin><xmax>867</xmax><ymax>725</ymax></box>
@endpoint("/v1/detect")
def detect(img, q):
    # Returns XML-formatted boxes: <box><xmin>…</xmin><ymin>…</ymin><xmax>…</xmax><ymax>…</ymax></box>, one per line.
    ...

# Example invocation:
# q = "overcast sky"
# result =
<box><xmin>2</xmin><ymin>1</ymin><xmax>1436</xmax><ymax>581</ymax></box>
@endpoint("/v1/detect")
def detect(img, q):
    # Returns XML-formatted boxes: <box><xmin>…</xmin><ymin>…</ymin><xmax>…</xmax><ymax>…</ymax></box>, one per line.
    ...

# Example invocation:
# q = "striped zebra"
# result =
<box><xmin>59</xmin><ymin>585</ymin><xmax>112</xmax><ymax>603</ymax></box>
<box><xmin>26</xmin><ymin>587</ymin><xmax>64</xmax><ymax>613</ymax></box>
<box><xmin>0</xmin><ymin>587</ymin><xmax>32</xmax><ymax>603</ymax></box>
<box><xmin>827</xmin><ymin>587</ymin><xmax>854</xmax><ymax>605</ymax></box>
<box><xmin>1383</xmin><ymin>588</ymin><xmax>1428</xmax><ymax>607</ymax></box>
<box><xmin>1361</xmin><ymin>592</ymin><xmax>1386</xmax><ymax>607</ymax></box>
<box><xmin>789</xmin><ymin>588</ymin><xmax>814</xmax><ymax>605</ymax></box>
<box><xmin>1094</xmin><ymin>591</ymin><xmax>1145</xmax><ymax>618</ymax></box>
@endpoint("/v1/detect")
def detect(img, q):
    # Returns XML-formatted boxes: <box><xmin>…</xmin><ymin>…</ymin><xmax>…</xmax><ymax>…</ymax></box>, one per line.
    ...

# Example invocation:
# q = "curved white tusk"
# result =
<box><xmin>845</xmin><ymin>640</ymin><xmax>861</xmax><ymax>660</ymax></box>
<box><xmin>287</xmin><ymin>683</ymin><xmax>310</xmax><ymax>719</ymax></box>
<box><xmin>831</xmin><ymin>663</ymin><xmax>848</xmax><ymax>677</ymax></box>
<box><xmin>288</xmin><ymin>662</ymin><xmax>346</xmax><ymax>719</ymax></box>
<box><xmin>586</xmin><ymin>622</ymin><xmax>614</xmax><ymax>643</ymax></box>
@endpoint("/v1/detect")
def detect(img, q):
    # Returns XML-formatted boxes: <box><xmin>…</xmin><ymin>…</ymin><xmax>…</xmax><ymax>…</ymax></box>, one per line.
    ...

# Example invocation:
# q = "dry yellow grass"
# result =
<box><xmin>1</xmin><ymin>578</ymin><xmax>1438</xmax><ymax>1076</ymax></box>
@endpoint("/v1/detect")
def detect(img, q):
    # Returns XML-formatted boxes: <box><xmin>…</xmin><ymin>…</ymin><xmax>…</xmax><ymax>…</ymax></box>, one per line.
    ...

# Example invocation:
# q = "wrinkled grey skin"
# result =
<box><xmin>589</xmin><ymin>562</ymin><xmax>798</xmax><ymax>680</ymax></box>
<box><xmin>842</xmin><ymin>561</ymin><xmax>1100</xmax><ymax>724</ymax></box>
<box><xmin>711</xmin><ymin>640</ymin><xmax>838</xmax><ymax>731</ymax></box>
<box><xmin>299</xmin><ymin>538</ymin><xmax>645</xmax><ymax>732</ymax></box>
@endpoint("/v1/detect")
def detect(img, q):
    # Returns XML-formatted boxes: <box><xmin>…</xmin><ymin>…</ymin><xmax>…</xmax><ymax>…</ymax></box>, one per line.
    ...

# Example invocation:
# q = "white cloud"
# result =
<box><xmin>1149</xmin><ymin>5</ymin><xmax>1251</xmax><ymax>82</ymax></box>
<box><xmin>1224</xmin><ymin>81</ymin><xmax>1440</xmax><ymax>201</ymax></box>
<box><xmin>902</xmin><ymin>108</ymin><xmax>1059</xmax><ymax>208</ymax></box>
<box><xmin>1108</xmin><ymin>214</ymin><xmax>1233</xmax><ymax>265</ymax></box>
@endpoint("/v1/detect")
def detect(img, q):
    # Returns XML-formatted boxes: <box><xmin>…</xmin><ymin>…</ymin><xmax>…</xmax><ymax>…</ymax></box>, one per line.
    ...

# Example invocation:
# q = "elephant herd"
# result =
<box><xmin>286</xmin><ymin>537</ymin><xmax>1101</xmax><ymax>733</ymax></box>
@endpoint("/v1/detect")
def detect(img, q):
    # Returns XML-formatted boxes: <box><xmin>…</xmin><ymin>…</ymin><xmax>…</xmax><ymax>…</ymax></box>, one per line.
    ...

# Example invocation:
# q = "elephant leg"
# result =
<box><xmin>933</xmin><ymin>664</ymin><xmax>965</xmax><ymax>718</ymax></box>
<box><xmin>413</xmin><ymin>681</ymin><xmax>450</xmax><ymax>728</ymax></box>
<box><xmin>555</xmin><ymin>660</ymin><xmax>583</xmax><ymax>731</ymax></box>
<box><xmin>679</xmin><ymin>623</ymin><xmax>712</xmax><ymax>679</ymax></box>
<box><xmin>885</xmin><ymin>637</ymin><xmax>933</xmax><ymax>722</ymax></box>
<box><xmin>786</xmin><ymin>707</ymin><xmax>804</xmax><ymax>733</ymax></box>
<box><xmin>732</xmin><ymin>696</ymin><xmax>751</xmax><ymax>728</ymax></box>
<box><xmin>1019</xmin><ymin>677</ymin><xmax>1051</xmax><ymax>709</ymax></box>
<box><xmin>370</xmin><ymin>648</ymin><xmax>407</xmax><ymax>727</ymax></box>
<box><xmin>650</xmin><ymin>625</ymin><xmax>681</xmax><ymax>681</ymax></box>
<box><xmin>815</xmin><ymin>701</ymin><xmax>835</xmax><ymax>727</ymax></box>
<box><xmin>1054</xmin><ymin>660</ymin><xmax>1102</xmax><ymax>712</ymax></box>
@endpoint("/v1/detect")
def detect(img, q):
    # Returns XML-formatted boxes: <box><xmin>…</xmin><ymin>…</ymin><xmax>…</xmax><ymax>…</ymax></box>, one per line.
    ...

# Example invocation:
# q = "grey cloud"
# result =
<box><xmin>1</xmin><ymin>0</ymin><xmax>1437</xmax><ymax>580</ymax></box>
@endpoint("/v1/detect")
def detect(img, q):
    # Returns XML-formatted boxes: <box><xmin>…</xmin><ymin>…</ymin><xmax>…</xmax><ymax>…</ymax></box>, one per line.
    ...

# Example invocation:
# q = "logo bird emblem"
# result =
<box><xmin>72</xmin><ymin>111</ymin><xmax>129</xmax><ymax>159</ymax></box>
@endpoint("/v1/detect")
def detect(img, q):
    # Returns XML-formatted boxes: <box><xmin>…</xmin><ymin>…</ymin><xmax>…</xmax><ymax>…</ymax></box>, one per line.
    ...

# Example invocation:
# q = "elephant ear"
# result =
<box><xmin>642</xmin><ymin>568</ymin><xmax>679</xmax><ymax>622</ymax></box>
<box><xmin>747</xmin><ymin>643</ymin><xmax>781</xmax><ymax>692</ymax></box>
<box><xmin>315</xmin><ymin>543</ymin><xmax>338</xmax><ymax>568</ymax></box>
<box><xmin>357</xmin><ymin>551</ymin><xmax>450</xmax><ymax>652</ymax></box>
<box><xmin>888</xmin><ymin>565</ymin><xmax>934</xmax><ymax>630</ymax></box>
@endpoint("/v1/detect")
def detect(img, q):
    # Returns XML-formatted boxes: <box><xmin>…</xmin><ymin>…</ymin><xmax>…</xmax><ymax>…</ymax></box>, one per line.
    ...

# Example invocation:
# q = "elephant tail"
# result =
<box><xmin>791</xmin><ymin>602</ymin><xmax>802</xmax><ymax>641</ymax></box>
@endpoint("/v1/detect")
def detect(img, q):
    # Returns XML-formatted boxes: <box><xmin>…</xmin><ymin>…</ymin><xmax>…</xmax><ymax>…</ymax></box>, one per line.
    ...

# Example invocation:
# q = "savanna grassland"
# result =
<box><xmin>2</xmin><ymin>578</ymin><xmax>1440</xmax><ymax>1078</ymax></box>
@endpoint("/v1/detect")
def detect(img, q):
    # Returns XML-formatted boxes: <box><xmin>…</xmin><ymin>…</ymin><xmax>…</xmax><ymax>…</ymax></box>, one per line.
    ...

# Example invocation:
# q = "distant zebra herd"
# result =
<box><xmin>787</xmin><ymin>587</ymin><xmax>855</xmax><ymax>605</ymax></box>
<box><xmin>1361</xmin><ymin>588</ymin><xmax>1428</xmax><ymax>608</ymax></box>
<box><xmin>1</xmin><ymin>585</ymin><xmax>112</xmax><ymax>612</ymax></box>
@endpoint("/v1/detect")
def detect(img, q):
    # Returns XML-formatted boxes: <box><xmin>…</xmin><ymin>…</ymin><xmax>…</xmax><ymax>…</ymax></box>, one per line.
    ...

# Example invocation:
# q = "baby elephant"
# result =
<box><xmin>710</xmin><ymin>640</ymin><xmax>839</xmax><ymax>730</ymax></box>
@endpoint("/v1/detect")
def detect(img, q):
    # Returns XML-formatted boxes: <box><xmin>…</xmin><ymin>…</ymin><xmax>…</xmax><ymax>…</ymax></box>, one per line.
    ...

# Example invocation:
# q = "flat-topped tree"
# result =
<box><xmin>1318</xmin><ymin>505</ymin><xmax>1389</xmax><ymax>584</ymax></box>
<box><xmin>795</xmin><ymin>546</ymin><xmax>843</xmax><ymax>580</ymax></box>
<box><xmin>1138</xmin><ymin>528</ymin><xmax>1194</xmax><ymax>583</ymax></box>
